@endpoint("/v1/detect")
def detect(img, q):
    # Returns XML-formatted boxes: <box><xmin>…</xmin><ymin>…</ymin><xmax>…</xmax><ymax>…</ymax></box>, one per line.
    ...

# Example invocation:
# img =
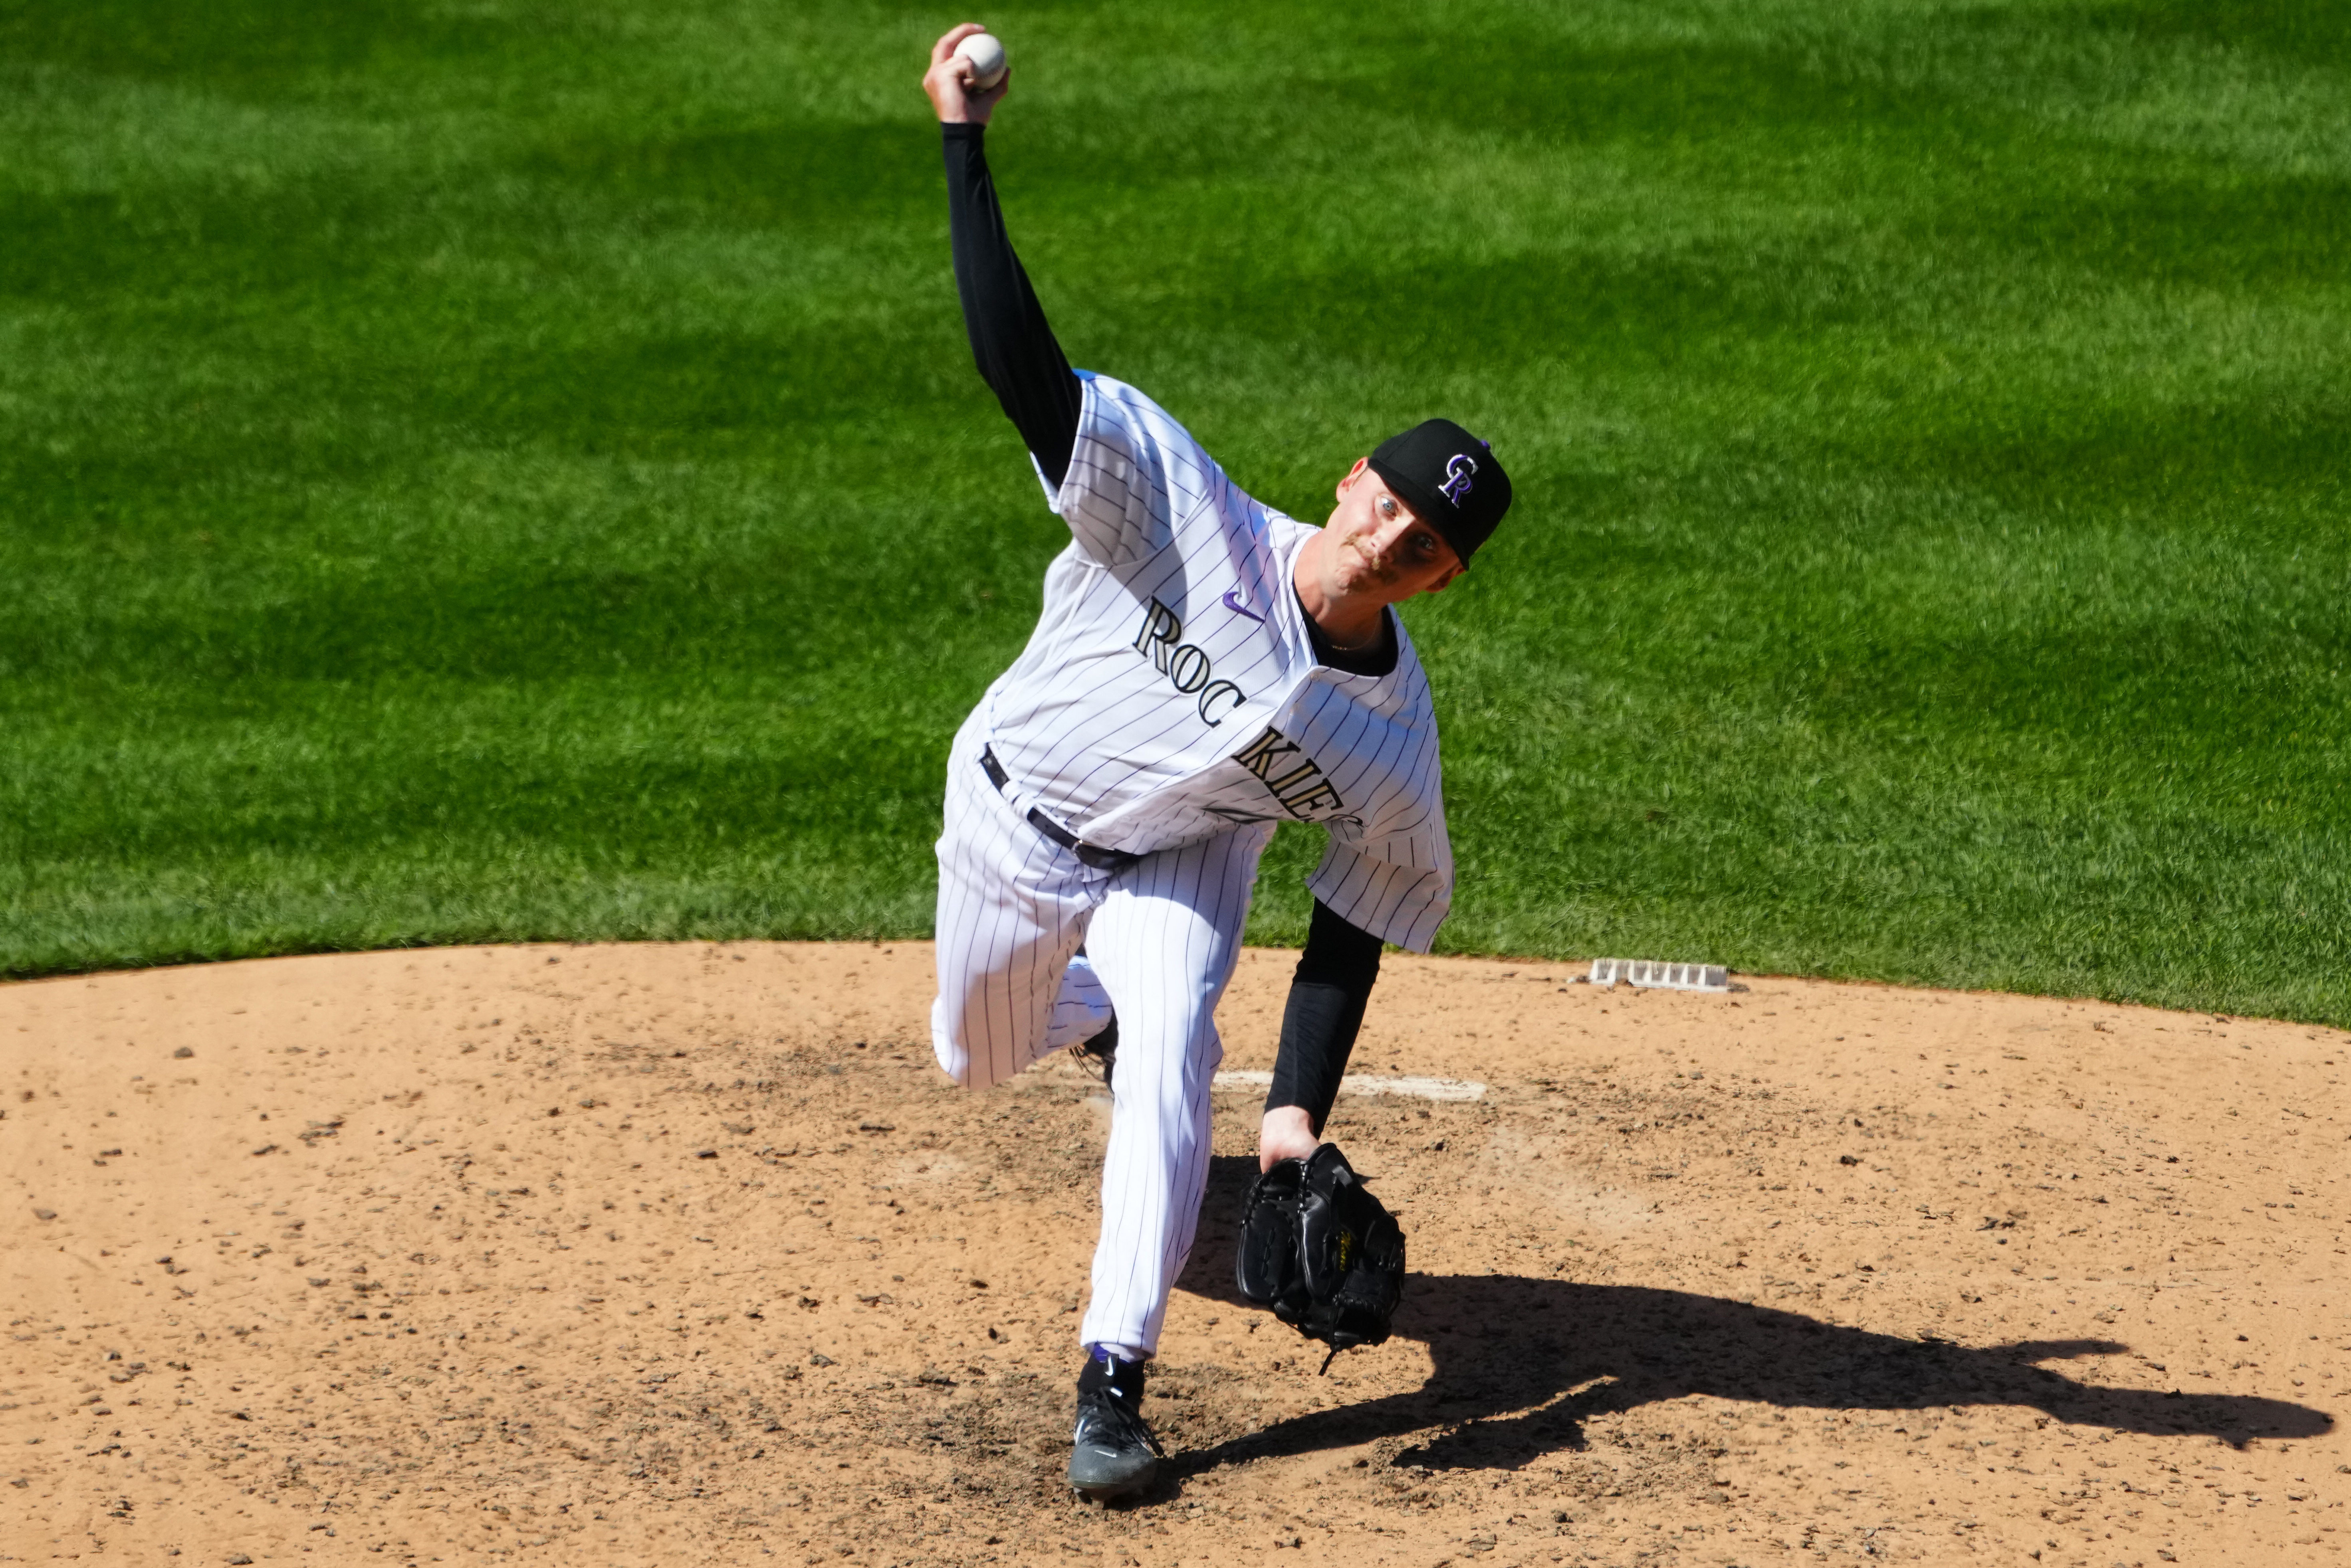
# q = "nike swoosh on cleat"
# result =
<box><xmin>1221</xmin><ymin>590</ymin><xmax>1266</xmax><ymax>622</ymax></box>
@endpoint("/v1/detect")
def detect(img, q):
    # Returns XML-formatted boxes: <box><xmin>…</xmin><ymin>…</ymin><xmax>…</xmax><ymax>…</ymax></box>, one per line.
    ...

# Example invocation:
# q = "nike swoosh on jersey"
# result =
<box><xmin>1220</xmin><ymin>590</ymin><xmax>1266</xmax><ymax>622</ymax></box>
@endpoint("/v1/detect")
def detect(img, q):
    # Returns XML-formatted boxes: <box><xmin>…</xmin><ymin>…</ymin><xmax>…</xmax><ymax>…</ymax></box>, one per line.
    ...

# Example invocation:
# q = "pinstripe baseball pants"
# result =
<box><xmin>930</xmin><ymin>715</ymin><xmax>1273</xmax><ymax>1358</ymax></box>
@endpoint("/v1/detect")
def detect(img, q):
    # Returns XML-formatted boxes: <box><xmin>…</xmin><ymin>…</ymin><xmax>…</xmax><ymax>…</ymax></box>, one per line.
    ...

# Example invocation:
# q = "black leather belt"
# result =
<box><xmin>979</xmin><ymin>745</ymin><xmax>1140</xmax><ymax>873</ymax></box>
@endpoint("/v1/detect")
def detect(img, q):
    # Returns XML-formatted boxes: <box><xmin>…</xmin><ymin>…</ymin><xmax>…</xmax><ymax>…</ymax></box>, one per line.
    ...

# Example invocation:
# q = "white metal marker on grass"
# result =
<box><xmin>1210</xmin><ymin>1070</ymin><xmax>1486</xmax><ymax>1103</ymax></box>
<box><xmin>1588</xmin><ymin>957</ymin><xmax>1730</xmax><ymax>992</ymax></box>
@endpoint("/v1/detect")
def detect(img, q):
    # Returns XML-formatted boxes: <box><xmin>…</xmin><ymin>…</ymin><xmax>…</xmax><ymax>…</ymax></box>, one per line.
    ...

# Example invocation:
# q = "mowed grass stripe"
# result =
<box><xmin>0</xmin><ymin>0</ymin><xmax>2344</xmax><ymax>1023</ymax></box>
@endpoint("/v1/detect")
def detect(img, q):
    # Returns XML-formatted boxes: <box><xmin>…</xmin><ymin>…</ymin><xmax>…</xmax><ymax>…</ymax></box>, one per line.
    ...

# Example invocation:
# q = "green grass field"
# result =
<box><xmin>2</xmin><ymin>1</ymin><xmax>2345</xmax><ymax>1023</ymax></box>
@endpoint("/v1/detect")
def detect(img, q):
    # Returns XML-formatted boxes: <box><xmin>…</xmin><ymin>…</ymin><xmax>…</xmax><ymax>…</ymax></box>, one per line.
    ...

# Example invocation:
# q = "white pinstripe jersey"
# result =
<box><xmin>976</xmin><ymin>372</ymin><xmax>1454</xmax><ymax>952</ymax></box>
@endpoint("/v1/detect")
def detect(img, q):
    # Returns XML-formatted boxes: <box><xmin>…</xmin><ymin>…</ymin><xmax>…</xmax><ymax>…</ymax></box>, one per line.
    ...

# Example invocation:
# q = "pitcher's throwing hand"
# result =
<box><xmin>922</xmin><ymin>21</ymin><xmax>1010</xmax><ymax>124</ymax></box>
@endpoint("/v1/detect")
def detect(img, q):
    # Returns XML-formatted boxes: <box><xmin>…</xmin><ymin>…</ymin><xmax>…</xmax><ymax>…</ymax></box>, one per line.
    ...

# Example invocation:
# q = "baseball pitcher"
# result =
<box><xmin>919</xmin><ymin>23</ymin><xmax>1514</xmax><ymax>1499</ymax></box>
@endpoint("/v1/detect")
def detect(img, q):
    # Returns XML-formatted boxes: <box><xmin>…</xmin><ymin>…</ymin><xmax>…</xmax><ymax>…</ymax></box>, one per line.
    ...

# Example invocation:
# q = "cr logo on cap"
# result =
<box><xmin>1437</xmin><ymin>452</ymin><xmax>1478</xmax><ymax>505</ymax></box>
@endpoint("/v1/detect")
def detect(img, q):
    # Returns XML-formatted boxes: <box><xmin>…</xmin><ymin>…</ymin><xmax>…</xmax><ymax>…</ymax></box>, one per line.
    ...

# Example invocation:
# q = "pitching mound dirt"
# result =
<box><xmin>4</xmin><ymin>943</ymin><xmax>2345</xmax><ymax>1565</ymax></box>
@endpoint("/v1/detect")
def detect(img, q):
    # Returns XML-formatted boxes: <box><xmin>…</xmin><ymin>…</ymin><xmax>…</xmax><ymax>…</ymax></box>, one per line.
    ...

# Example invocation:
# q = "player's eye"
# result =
<box><xmin>1376</xmin><ymin>496</ymin><xmax>1397</xmax><ymax>519</ymax></box>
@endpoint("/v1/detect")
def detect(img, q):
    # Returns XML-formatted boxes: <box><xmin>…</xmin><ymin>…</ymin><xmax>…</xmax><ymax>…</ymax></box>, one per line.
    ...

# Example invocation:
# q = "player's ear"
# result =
<box><xmin>1335</xmin><ymin>457</ymin><xmax>1369</xmax><ymax>499</ymax></box>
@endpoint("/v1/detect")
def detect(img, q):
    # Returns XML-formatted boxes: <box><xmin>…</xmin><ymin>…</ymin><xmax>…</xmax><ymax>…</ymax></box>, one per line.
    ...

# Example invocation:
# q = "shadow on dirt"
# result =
<box><xmin>1171</xmin><ymin>1156</ymin><xmax>2332</xmax><ymax>1474</ymax></box>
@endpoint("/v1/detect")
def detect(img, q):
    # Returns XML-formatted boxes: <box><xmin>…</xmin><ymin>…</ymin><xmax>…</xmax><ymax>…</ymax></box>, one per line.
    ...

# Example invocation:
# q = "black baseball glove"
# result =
<box><xmin>1234</xmin><ymin>1143</ymin><xmax>1405</xmax><ymax>1369</ymax></box>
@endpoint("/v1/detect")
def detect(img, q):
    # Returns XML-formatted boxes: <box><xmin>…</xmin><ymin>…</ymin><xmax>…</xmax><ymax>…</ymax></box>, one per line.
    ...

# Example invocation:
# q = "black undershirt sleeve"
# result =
<box><xmin>1265</xmin><ymin>898</ymin><xmax>1385</xmax><ymax>1134</ymax></box>
<box><xmin>942</xmin><ymin>123</ymin><xmax>1082</xmax><ymax>489</ymax></box>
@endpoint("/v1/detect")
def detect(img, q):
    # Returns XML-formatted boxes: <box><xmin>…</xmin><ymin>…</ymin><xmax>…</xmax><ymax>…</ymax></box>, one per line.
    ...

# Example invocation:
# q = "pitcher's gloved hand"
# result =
<box><xmin>1234</xmin><ymin>1143</ymin><xmax>1405</xmax><ymax>1370</ymax></box>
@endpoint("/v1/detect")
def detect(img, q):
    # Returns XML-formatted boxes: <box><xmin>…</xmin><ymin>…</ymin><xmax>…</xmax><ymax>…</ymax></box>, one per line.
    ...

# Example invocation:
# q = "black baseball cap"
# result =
<box><xmin>1366</xmin><ymin>419</ymin><xmax>1512</xmax><ymax>566</ymax></box>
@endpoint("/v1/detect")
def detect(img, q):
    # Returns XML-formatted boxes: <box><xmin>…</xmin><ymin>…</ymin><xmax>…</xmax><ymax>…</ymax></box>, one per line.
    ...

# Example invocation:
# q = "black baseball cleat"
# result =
<box><xmin>1070</xmin><ymin>1017</ymin><xmax>1118</xmax><ymax>1090</ymax></box>
<box><xmin>1067</xmin><ymin>1347</ymin><xmax>1161</xmax><ymax>1500</ymax></box>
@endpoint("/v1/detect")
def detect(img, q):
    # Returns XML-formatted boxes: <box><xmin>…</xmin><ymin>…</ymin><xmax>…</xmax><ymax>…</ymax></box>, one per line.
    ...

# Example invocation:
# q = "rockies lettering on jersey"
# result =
<box><xmin>1231</xmin><ymin>725</ymin><xmax>1345</xmax><ymax>818</ymax></box>
<box><xmin>1131</xmin><ymin>599</ymin><xmax>1249</xmax><ymax>725</ymax></box>
<box><xmin>978</xmin><ymin>372</ymin><xmax>1453</xmax><ymax>952</ymax></box>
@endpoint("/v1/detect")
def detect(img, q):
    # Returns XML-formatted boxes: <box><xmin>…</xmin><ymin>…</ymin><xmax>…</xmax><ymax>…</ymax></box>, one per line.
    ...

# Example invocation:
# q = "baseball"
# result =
<box><xmin>954</xmin><ymin>31</ymin><xmax>1007</xmax><ymax>91</ymax></box>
